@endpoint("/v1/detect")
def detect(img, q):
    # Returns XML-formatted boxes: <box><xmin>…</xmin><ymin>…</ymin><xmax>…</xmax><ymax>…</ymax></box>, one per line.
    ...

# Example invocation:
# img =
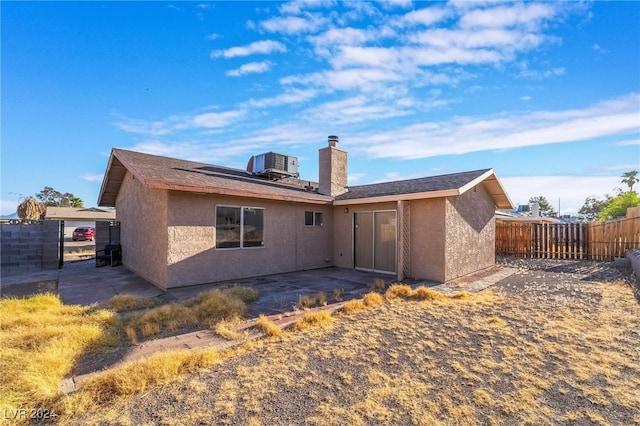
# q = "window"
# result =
<box><xmin>305</xmin><ymin>211</ymin><xmax>323</xmax><ymax>227</ymax></box>
<box><xmin>216</xmin><ymin>206</ymin><xmax>264</xmax><ymax>249</ymax></box>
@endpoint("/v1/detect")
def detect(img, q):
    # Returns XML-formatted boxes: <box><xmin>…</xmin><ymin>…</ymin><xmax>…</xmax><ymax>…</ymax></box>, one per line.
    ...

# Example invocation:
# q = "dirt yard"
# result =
<box><xmin>64</xmin><ymin>258</ymin><xmax>640</xmax><ymax>425</ymax></box>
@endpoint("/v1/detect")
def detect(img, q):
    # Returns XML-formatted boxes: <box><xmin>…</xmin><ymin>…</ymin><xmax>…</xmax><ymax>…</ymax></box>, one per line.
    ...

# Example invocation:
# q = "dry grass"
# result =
<box><xmin>332</xmin><ymin>288</ymin><xmax>344</xmax><ymax>302</ymax></box>
<box><xmin>126</xmin><ymin>286</ymin><xmax>257</xmax><ymax>341</ymax></box>
<box><xmin>57</xmin><ymin>275</ymin><xmax>640</xmax><ymax>425</ymax></box>
<box><xmin>315</xmin><ymin>291</ymin><xmax>328</xmax><ymax>307</ymax></box>
<box><xmin>58</xmin><ymin>349</ymin><xmax>223</xmax><ymax>415</ymax></box>
<box><xmin>0</xmin><ymin>294</ymin><xmax>120</xmax><ymax>418</ymax></box>
<box><xmin>255</xmin><ymin>315</ymin><xmax>282</xmax><ymax>337</ymax></box>
<box><xmin>101</xmin><ymin>294</ymin><xmax>158</xmax><ymax>312</ymax></box>
<box><xmin>291</xmin><ymin>310</ymin><xmax>334</xmax><ymax>331</ymax></box>
<box><xmin>298</xmin><ymin>294</ymin><xmax>315</xmax><ymax>309</ymax></box>
<box><xmin>384</xmin><ymin>283</ymin><xmax>414</xmax><ymax>300</ymax></box>
<box><xmin>368</xmin><ymin>278</ymin><xmax>386</xmax><ymax>293</ymax></box>
<box><xmin>214</xmin><ymin>317</ymin><xmax>248</xmax><ymax>341</ymax></box>
<box><xmin>413</xmin><ymin>286</ymin><xmax>447</xmax><ymax>301</ymax></box>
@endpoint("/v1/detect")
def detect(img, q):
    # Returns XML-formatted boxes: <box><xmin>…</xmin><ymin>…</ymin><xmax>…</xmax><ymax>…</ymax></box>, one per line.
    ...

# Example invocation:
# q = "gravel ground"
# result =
<box><xmin>495</xmin><ymin>256</ymin><xmax>640</xmax><ymax>304</ymax></box>
<box><xmin>63</xmin><ymin>258</ymin><xmax>640</xmax><ymax>426</ymax></box>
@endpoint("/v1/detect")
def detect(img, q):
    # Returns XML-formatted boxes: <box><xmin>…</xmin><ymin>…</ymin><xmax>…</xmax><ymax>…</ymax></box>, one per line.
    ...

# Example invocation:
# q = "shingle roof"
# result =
<box><xmin>98</xmin><ymin>149</ymin><xmax>332</xmax><ymax>206</ymax></box>
<box><xmin>336</xmin><ymin>169</ymin><xmax>491</xmax><ymax>200</ymax></box>
<box><xmin>99</xmin><ymin>149</ymin><xmax>513</xmax><ymax>209</ymax></box>
<box><xmin>334</xmin><ymin>168</ymin><xmax>512</xmax><ymax>209</ymax></box>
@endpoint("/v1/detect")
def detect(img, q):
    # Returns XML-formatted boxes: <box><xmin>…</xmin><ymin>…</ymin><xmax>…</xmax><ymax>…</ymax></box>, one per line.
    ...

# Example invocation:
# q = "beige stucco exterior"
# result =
<box><xmin>332</xmin><ymin>183</ymin><xmax>496</xmax><ymax>284</ymax></box>
<box><xmin>443</xmin><ymin>183</ymin><xmax>496</xmax><ymax>281</ymax></box>
<box><xmin>116</xmin><ymin>179</ymin><xmax>334</xmax><ymax>289</ymax></box>
<box><xmin>105</xmin><ymin>143</ymin><xmax>509</xmax><ymax>290</ymax></box>
<box><xmin>117</xmin><ymin>171</ymin><xmax>168</xmax><ymax>288</ymax></box>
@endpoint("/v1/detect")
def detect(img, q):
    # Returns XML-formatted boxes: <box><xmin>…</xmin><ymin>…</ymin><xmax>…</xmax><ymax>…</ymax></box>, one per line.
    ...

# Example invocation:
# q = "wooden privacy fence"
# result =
<box><xmin>496</xmin><ymin>217</ymin><xmax>640</xmax><ymax>261</ymax></box>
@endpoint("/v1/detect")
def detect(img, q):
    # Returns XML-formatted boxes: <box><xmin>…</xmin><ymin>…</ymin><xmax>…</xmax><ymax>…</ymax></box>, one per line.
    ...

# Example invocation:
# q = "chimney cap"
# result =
<box><xmin>328</xmin><ymin>135</ymin><xmax>339</xmax><ymax>147</ymax></box>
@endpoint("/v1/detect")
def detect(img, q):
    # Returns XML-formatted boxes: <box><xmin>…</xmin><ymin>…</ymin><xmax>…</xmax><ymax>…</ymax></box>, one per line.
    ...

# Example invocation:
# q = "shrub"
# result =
<box><xmin>224</xmin><ymin>286</ymin><xmax>259</xmax><ymax>304</ymax></box>
<box><xmin>298</xmin><ymin>294</ymin><xmax>316</xmax><ymax>309</ymax></box>
<box><xmin>363</xmin><ymin>292</ymin><xmax>385</xmax><ymax>307</ymax></box>
<box><xmin>292</xmin><ymin>310</ymin><xmax>334</xmax><ymax>331</ymax></box>
<box><xmin>385</xmin><ymin>284</ymin><xmax>414</xmax><ymax>300</ymax></box>
<box><xmin>413</xmin><ymin>286</ymin><xmax>446</xmax><ymax>301</ymax></box>
<box><xmin>340</xmin><ymin>299</ymin><xmax>366</xmax><ymax>315</ymax></box>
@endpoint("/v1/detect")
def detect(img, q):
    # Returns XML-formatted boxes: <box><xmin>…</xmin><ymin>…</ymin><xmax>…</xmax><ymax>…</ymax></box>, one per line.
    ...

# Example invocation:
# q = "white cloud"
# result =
<box><xmin>80</xmin><ymin>173</ymin><xmax>105</xmax><ymax>182</ymax></box>
<box><xmin>206</xmin><ymin>33</ymin><xmax>221</xmax><ymax>40</ymax></box>
<box><xmin>260</xmin><ymin>13</ymin><xmax>328</xmax><ymax>34</ymax></box>
<box><xmin>349</xmin><ymin>93</ymin><xmax>640</xmax><ymax>160</ymax></box>
<box><xmin>399</xmin><ymin>6</ymin><xmax>449</xmax><ymax>26</ymax></box>
<box><xmin>459</xmin><ymin>3</ymin><xmax>556</xmax><ymax>29</ymax></box>
<box><xmin>246</xmin><ymin>88</ymin><xmax>317</xmax><ymax>108</ymax></box>
<box><xmin>226</xmin><ymin>61</ymin><xmax>272</xmax><ymax>77</ymax></box>
<box><xmin>303</xmin><ymin>95</ymin><xmax>412</xmax><ymax>125</ymax></box>
<box><xmin>279</xmin><ymin>0</ymin><xmax>336</xmax><ymax>15</ymax></box>
<box><xmin>190</xmin><ymin>110</ymin><xmax>246</xmax><ymax>128</ymax></box>
<box><xmin>113</xmin><ymin>108</ymin><xmax>246</xmax><ymax>136</ymax></box>
<box><xmin>211</xmin><ymin>40</ymin><xmax>286</xmax><ymax>59</ymax></box>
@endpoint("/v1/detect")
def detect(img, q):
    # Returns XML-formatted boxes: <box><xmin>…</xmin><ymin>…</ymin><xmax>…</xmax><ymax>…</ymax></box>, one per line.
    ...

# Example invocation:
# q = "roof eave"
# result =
<box><xmin>145</xmin><ymin>180</ymin><xmax>333</xmax><ymax>205</ymax></box>
<box><xmin>333</xmin><ymin>189</ymin><xmax>461</xmax><ymax>206</ymax></box>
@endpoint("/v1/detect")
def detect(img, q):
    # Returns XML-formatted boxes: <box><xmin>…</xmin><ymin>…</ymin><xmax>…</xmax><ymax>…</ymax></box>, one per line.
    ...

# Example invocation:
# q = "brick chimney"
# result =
<box><xmin>319</xmin><ymin>135</ymin><xmax>348</xmax><ymax>196</ymax></box>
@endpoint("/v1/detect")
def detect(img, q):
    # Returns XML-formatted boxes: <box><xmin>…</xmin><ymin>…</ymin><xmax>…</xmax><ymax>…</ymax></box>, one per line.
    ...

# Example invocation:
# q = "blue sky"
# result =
<box><xmin>2</xmin><ymin>1</ymin><xmax>639</xmax><ymax>217</ymax></box>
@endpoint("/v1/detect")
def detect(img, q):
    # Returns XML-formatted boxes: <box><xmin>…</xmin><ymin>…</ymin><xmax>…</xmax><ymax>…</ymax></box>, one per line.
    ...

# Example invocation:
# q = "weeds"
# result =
<box><xmin>298</xmin><ymin>294</ymin><xmax>316</xmax><ymax>309</ymax></box>
<box><xmin>413</xmin><ymin>286</ymin><xmax>446</xmax><ymax>301</ymax></box>
<box><xmin>332</xmin><ymin>288</ymin><xmax>344</xmax><ymax>302</ymax></box>
<box><xmin>291</xmin><ymin>310</ymin><xmax>334</xmax><ymax>331</ymax></box>
<box><xmin>255</xmin><ymin>315</ymin><xmax>283</xmax><ymax>337</ymax></box>
<box><xmin>127</xmin><ymin>286</ymin><xmax>258</xmax><ymax>340</ymax></box>
<box><xmin>384</xmin><ymin>284</ymin><xmax>414</xmax><ymax>300</ymax></box>
<box><xmin>0</xmin><ymin>294</ymin><xmax>120</xmax><ymax>416</ymax></box>
<box><xmin>368</xmin><ymin>278</ymin><xmax>386</xmax><ymax>293</ymax></box>
<box><xmin>363</xmin><ymin>292</ymin><xmax>385</xmax><ymax>307</ymax></box>
<box><xmin>315</xmin><ymin>292</ymin><xmax>328</xmax><ymax>307</ymax></box>
<box><xmin>59</xmin><ymin>349</ymin><xmax>221</xmax><ymax>414</ymax></box>
<box><xmin>101</xmin><ymin>294</ymin><xmax>158</xmax><ymax>312</ymax></box>
<box><xmin>214</xmin><ymin>317</ymin><xmax>248</xmax><ymax>341</ymax></box>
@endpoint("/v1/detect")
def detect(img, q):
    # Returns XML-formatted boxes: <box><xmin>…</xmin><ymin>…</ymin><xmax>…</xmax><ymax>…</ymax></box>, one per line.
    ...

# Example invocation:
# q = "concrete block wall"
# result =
<box><xmin>1</xmin><ymin>221</ymin><xmax>61</xmax><ymax>277</ymax></box>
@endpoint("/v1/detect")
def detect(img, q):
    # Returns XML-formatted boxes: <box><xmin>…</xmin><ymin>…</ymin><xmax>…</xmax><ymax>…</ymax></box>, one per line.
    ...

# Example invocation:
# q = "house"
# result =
<box><xmin>98</xmin><ymin>136</ymin><xmax>513</xmax><ymax>290</ymax></box>
<box><xmin>45</xmin><ymin>206</ymin><xmax>117</xmax><ymax>239</ymax></box>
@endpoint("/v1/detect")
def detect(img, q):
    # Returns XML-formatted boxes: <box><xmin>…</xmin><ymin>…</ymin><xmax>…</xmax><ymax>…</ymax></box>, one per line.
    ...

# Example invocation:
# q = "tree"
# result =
<box><xmin>578</xmin><ymin>195</ymin><xmax>609</xmax><ymax>221</ymax></box>
<box><xmin>528</xmin><ymin>195</ymin><xmax>557</xmax><ymax>217</ymax></box>
<box><xmin>621</xmin><ymin>170</ymin><xmax>639</xmax><ymax>192</ymax></box>
<box><xmin>35</xmin><ymin>186</ymin><xmax>84</xmax><ymax>207</ymax></box>
<box><xmin>16</xmin><ymin>197</ymin><xmax>46</xmax><ymax>220</ymax></box>
<box><xmin>597</xmin><ymin>191</ymin><xmax>640</xmax><ymax>221</ymax></box>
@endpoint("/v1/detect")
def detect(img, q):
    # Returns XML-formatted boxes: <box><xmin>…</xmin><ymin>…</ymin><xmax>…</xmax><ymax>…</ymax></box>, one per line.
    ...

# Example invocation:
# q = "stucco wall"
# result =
<box><xmin>408</xmin><ymin>198</ymin><xmax>447</xmax><ymax>282</ymax></box>
<box><xmin>444</xmin><ymin>183</ymin><xmax>496</xmax><ymax>281</ymax></box>
<box><xmin>116</xmin><ymin>171</ymin><xmax>168</xmax><ymax>289</ymax></box>
<box><xmin>165</xmin><ymin>192</ymin><xmax>333</xmax><ymax>288</ymax></box>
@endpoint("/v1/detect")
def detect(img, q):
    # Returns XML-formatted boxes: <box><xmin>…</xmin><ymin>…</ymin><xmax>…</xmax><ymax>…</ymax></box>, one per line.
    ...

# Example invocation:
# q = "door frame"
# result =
<box><xmin>353</xmin><ymin>209</ymin><xmax>397</xmax><ymax>275</ymax></box>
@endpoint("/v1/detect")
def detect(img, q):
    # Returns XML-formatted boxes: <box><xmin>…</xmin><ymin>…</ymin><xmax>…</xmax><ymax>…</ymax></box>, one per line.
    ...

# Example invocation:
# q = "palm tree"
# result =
<box><xmin>621</xmin><ymin>170</ymin><xmax>639</xmax><ymax>192</ymax></box>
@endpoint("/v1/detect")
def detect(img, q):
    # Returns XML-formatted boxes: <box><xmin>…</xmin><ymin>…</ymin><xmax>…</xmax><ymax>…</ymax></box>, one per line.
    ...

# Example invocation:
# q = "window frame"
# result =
<box><xmin>304</xmin><ymin>210</ymin><xmax>324</xmax><ymax>227</ymax></box>
<box><xmin>215</xmin><ymin>205</ymin><xmax>265</xmax><ymax>249</ymax></box>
